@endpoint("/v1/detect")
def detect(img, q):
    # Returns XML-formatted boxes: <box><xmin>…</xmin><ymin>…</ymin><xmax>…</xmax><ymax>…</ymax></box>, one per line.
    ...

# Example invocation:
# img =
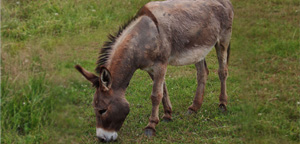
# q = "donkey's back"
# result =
<box><xmin>140</xmin><ymin>0</ymin><xmax>234</xmax><ymax>65</ymax></box>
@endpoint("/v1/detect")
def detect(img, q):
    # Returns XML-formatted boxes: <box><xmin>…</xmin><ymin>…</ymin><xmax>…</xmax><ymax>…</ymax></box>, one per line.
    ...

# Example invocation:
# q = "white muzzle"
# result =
<box><xmin>96</xmin><ymin>128</ymin><xmax>118</xmax><ymax>142</ymax></box>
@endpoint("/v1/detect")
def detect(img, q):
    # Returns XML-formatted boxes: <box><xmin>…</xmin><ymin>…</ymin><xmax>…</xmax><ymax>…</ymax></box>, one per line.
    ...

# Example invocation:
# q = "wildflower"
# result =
<box><xmin>23</xmin><ymin>102</ymin><xmax>26</xmax><ymax>105</ymax></box>
<box><xmin>54</xmin><ymin>13</ymin><xmax>59</xmax><ymax>16</ymax></box>
<box><xmin>92</xmin><ymin>9</ymin><xmax>96</xmax><ymax>12</ymax></box>
<box><xmin>297</xmin><ymin>101</ymin><xmax>300</xmax><ymax>105</ymax></box>
<box><xmin>258</xmin><ymin>113</ymin><xmax>262</xmax><ymax>116</ymax></box>
<box><xmin>16</xmin><ymin>1</ymin><xmax>20</xmax><ymax>5</ymax></box>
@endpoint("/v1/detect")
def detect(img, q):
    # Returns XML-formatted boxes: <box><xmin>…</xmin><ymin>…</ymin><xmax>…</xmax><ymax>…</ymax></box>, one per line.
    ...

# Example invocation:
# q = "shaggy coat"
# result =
<box><xmin>76</xmin><ymin>0</ymin><xmax>234</xmax><ymax>142</ymax></box>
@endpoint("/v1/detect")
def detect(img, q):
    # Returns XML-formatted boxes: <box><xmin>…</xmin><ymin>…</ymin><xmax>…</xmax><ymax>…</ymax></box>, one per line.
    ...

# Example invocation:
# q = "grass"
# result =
<box><xmin>1</xmin><ymin>0</ymin><xmax>300</xmax><ymax>143</ymax></box>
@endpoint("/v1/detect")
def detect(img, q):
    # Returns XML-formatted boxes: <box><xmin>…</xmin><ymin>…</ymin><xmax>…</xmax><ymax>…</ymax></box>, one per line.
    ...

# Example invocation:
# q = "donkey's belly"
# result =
<box><xmin>168</xmin><ymin>46</ymin><xmax>214</xmax><ymax>66</ymax></box>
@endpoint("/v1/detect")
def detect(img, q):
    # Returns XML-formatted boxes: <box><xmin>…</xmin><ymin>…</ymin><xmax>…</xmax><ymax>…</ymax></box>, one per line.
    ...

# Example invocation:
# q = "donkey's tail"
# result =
<box><xmin>227</xmin><ymin>42</ymin><xmax>231</xmax><ymax>65</ymax></box>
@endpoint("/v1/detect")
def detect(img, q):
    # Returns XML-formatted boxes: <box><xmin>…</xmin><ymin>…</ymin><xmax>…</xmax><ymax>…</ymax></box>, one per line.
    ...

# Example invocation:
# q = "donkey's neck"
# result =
<box><xmin>105</xmin><ymin>18</ymin><xmax>144</xmax><ymax>90</ymax></box>
<box><xmin>102</xmin><ymin>15</ymin><xmax>159</xmax><ymax>90</ymax></box>
<box><xmin>106</xmin><ymin>37</ymin><xmax>138</xmax><ymax>90</ymax></box>
<box><xmin>107</xmin><ymin>57</ymin><xmax>137</xmax><ymax>90</ymax></box>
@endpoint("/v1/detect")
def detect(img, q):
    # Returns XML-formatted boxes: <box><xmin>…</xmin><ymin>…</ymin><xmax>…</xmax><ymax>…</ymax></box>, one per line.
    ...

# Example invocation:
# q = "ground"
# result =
<box><xmin>1</xmin><ymin>0</ymin><xmax>299</xmax><ymax>143</ymax></box>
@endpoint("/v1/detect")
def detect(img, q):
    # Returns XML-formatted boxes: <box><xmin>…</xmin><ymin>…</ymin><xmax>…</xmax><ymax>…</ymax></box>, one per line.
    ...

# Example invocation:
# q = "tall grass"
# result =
<box><xmin>2</xmin><ymin>75</ymin><xmax>51</xmax><ymax>134</ymax></box>
<box><xmin>1</xmin><ymin>74</ymin><xmax>54</xmax><ymax>143</ymax></box>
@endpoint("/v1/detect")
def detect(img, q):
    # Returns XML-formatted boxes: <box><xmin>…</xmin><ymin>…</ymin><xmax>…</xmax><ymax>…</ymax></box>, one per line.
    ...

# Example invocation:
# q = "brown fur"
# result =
<box><xmin>76</xmin><ymin>0</ymin><xmax>234</xmax><ymax>141</ymax></box>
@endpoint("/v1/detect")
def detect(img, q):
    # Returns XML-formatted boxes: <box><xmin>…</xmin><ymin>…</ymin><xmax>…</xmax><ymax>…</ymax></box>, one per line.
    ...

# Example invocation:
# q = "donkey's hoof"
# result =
<box><xmin>187</xmin><ymin>109</ymin><xmax>196</xmax><ymax>115</ymax></box>
<box><xmin>144</xmin><ymin>128</ymin><xmax>156</xmax><ymax>137</ymax></box>
<box><xmin>219</xmin><ymin>104</ymin><xmax>227</xmax><ymax>113</ymax></box>
<box><xmin>162</xmin><ymin>117</ymin><xmax>172</xmax><ymax>122</ymax></box>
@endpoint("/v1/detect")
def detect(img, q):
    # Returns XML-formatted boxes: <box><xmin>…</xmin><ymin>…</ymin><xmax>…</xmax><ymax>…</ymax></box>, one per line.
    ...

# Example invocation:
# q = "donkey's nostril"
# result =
<box><xmin>99</xmin><ymin>109</ymin><xmax>107</xmax><ymax>115</ymax></box>
<box><xmin>98</xmin><ymin>137</ymin><xmax>105</xmax><ymax>142</ymax></box>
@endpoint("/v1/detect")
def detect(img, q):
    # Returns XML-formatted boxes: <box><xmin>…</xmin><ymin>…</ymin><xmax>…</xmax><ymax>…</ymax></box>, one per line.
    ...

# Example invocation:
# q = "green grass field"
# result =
<box><xmin>1</xmin><ymin>0</ymin><xmax>299</xmax><ymax>143</ymax></box>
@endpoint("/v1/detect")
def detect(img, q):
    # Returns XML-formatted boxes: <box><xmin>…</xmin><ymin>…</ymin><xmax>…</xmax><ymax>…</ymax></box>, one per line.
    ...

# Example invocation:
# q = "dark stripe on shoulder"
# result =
<box><xmin>137</xmin><ymin>5</ymin><xmax>159</xmax><ymax>32</ymax></box>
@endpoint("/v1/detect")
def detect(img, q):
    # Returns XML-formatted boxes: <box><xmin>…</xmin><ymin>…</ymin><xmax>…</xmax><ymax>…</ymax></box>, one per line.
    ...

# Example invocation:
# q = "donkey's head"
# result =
<box><xmin>75</xmin><ymin>65</ymin><xmax>130</xmax><ymax>142</ymax></box>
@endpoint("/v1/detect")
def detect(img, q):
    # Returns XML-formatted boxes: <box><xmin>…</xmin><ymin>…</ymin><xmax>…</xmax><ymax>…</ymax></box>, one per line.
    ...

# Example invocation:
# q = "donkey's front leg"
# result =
<box><xmin>188</xmin><ymin>59</ymin><xmax>208</xmax><ymax>113</ymax></box>
<box><xmin>144</xmin><ymin>64</ymin><xmax>167</xmax><ymax>137</ymax></box>
<box><xmin>161</xmin><ymin>82</ymin><xmax>172</xmax><ymax>121</ymax></box>
<box><xmin>148</xmin><ymin>73</ymin><xmax>172</xmax><ymax>122</ymax></box>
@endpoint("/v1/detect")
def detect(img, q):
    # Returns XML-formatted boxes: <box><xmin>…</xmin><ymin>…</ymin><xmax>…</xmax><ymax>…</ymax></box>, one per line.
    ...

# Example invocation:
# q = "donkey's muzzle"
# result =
<box><xmin>96</xmin><ymin>128</ymin><xmax>118</xmax><ymax>142</ymax></box>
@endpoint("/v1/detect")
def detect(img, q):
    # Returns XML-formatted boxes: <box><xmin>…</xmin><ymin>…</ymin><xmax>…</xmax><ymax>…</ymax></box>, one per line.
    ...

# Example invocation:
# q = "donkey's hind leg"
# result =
<box><xmin>148</xmin><ymin>73</ymin><xmax>172</xmax><ymax>122</ymax></box>
<box><xmin>188</xmin><ymin>59</ymin><xmax>208</xmax><ymax>113</ymax></box>
<box><xmin>215</xmin><ymin>41</ymin><xmax>230</xmax><ymax>112</ymax></box>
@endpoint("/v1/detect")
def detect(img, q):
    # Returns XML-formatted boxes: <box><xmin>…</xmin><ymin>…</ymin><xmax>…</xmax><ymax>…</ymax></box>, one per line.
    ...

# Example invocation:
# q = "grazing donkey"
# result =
<box><xmin>75</xmin><ymin>0</ymin><xmax>233</xmax><ymax>142</ymax></box>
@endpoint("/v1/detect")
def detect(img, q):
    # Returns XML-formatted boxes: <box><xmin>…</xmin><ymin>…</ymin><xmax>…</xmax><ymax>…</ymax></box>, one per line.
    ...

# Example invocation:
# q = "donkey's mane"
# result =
<box><xmin>95</xmin><ymin>16</ymin><xmax>138</xmax><ymax>73</ymax></box>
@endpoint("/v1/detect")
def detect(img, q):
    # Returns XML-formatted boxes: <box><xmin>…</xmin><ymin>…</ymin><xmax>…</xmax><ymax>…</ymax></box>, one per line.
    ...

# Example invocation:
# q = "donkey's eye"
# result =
<box><xmin>99</xmin><ymin>109</ymin><xmax>107</xmax><ymax>115</ymax></box>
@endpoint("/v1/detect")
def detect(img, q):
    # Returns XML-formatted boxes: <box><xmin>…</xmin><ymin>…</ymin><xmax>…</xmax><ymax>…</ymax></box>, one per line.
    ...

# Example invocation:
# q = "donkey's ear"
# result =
<box><xmin>75</xmin><ymin>65</ymin><xmax>99</xmax><ymax>87</ymax></box>
<box><xmin>99</xmin><ymin>66</ymin><xmax>112</xmax><ymax>91</ymax></box>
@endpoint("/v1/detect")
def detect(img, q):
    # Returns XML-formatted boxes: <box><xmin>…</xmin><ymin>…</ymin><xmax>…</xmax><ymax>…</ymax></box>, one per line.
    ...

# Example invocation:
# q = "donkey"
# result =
<box><xmin>75</xmin><ymin>0</ymin><xmax>233</xmax><ymax>142</ymax></box>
